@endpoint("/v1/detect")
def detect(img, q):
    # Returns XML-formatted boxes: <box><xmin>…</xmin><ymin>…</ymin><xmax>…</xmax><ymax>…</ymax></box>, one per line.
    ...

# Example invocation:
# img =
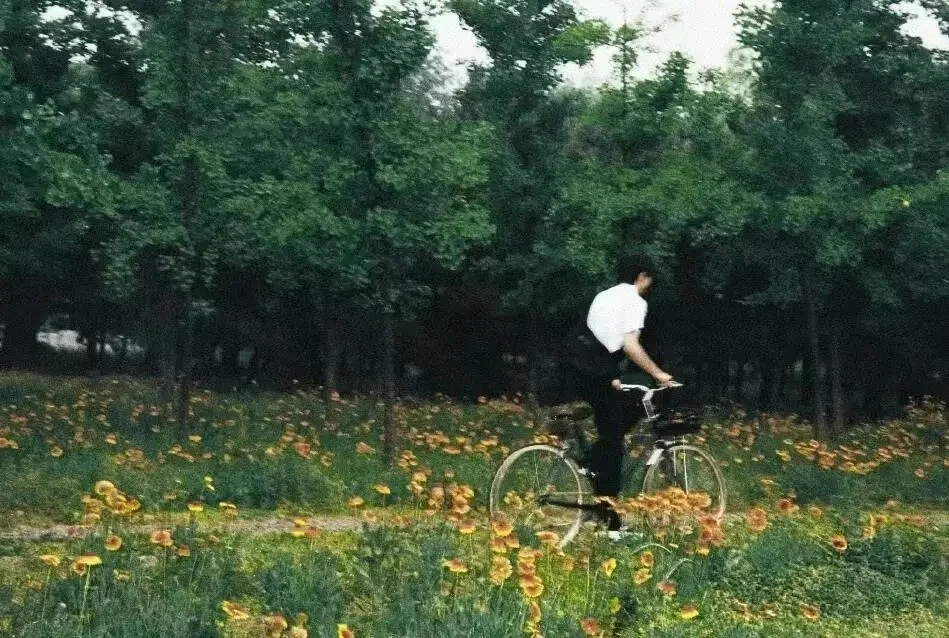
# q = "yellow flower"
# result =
<box><xmin>679</xmin><ymin>604</ymin><xmax>699</xmax><ymax>620</ymax></box>
<box><xmin>188</xmin><ymin>434</ymin><xmax>202</xmax><ymax>443</ymax></box>
<box><xmin>491</xmin><ymin>518</ymin><xmax>513</xmax><ymax>538</ymax></box>
<box><xmin>490</xmin><ymin>556</ymin><xmax>513</xmax><ymax>586</ymax></box>
<box><xmin>373</xmin><ymin>484</ymin><xmax>391</xmax><ymax>495</ymax></box>
<box><xmin>337</xmin><ymin>623</ymin><xmax>355</xmax><ymax>638</ymax></box>
<box><xmin>50</xmin><ymin>445</ymin><xmax>64</xmax><ymax>458</ymax></box>
<box><xmin>639</xmin><ymin>550</ymin><xmax>654</xmax><ymax>568</ymax></box>
<box><xmin>219</xmin><ymin>502</ymin><xmax>238</xmax><ymax>517</ymax></box>
<box><xmin>355</xmin><ymin>442</ymin><xmax>374</xmax><ymax>454</ymax></box>
<box><xmin>176</xmin><ymin>545</ymin><xmax>191</xmax><ymax>558</ymax></box>
<box><xmin>75</xmin><ymin>554</ymin><xmax>102</xmax><ymax>567</ymax></box>
<box><xmin>601</xmin><ymin>557</ymin><xmax>617</xmax><ymax>577</ymax></box>
<box><xmin>94</xmin><ymin>480</ymin><xmax>116</xmax><ymax>496</ymax></box>
<box><xmin>801</xmin><ymin>603</ymin><xmax>821</xmax><ymax>620</ymax></box>
<box><xmin>113</xmin><ymin>570</ymin><xmax>130</xmax><ymax>582</ymax></box>
<box><xmin>221</xmin><ymin>600</ymin><xmax>251</xmax><ymax>621</ymax></box>
<box><xmin>609</xmin><ymin>597</ymin><xmax>621</xmax><ymax>614</ymax></box>
<box><xmin>807</xmin><ymin>505</ymin><xmax>823</xmax><ymax>518</ymax></box>
<box><xmin>264</xmin><ymin>615</ymin><xmax>289</xmax><ymax>637</ymax></box>
<box><xmin>536</xmin><ymin>530</ymin><xmax>559</xmax><ymax>546</ymax></box>
<box><xmin>104</xmin><ymin>535</ymin><xmax>123</xmax><ymax>551</ymax></box>
<box><xmin>443</xmin><ymin>558</ymin><xmax>468</xmax><ymax>574</ymax></box>
<box><xmin>188</xmin><ymin>502</ymin><xmax>204</xmax><ymax>513</ymax></box>
<box><xmin>633</xmin><ymin>568</ymin><xmax>651</xmax><ymax>585</ymax></box>
<box><xmin>519</xmin><ymin>574</ymin><xmax>544</xmax><ymax>598</ymax></box>
<box><xmin>288</xmin><ymin>628</ymin><xmax>308</xmax><ymax>638</ymax></box>
<box><xmin>39</xmin><ymin>554</ymin><xmax>61</xmax><ymax>567</ymax></box>
<box><xmin>914</xmin><ymin>468</ymin><xmax>926</xmax><ymax>479</ymax></box>
<box><xmin>348</xmin><ymin>496</ymin><xmax>365</xmax><ymax>508</ymax></box>
<box><xmin>458</xmin><ymin>519</ymin><xmax>476</xmax><ymax>535</ymax></box>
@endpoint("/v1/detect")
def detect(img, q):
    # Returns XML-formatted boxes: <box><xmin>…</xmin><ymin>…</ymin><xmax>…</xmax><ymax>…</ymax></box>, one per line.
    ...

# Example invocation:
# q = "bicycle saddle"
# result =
<box><xmin>550</xmin><ymin>403</ymin><xmax>594</xmax><ymax>421</ymax></box>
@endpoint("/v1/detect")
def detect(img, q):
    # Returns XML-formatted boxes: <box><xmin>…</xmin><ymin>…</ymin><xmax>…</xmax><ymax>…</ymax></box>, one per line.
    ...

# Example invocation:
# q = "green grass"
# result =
<box><xmin>0</xmin><ymin>372</ymin><xmax>946</xmax><ymax>636</ymax></box>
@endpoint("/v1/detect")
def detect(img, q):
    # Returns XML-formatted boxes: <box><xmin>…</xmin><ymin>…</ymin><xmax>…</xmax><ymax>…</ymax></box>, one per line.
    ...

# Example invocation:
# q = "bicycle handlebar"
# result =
<box><xmin>617</xmin><ymin>381</ymin><xmax>684</xmax><ymax>419</ymax></box>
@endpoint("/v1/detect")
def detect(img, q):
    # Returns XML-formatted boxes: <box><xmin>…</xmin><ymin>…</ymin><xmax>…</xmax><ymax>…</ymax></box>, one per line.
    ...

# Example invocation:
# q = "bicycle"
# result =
<box><xmin>488</xmin><ymin>383</ymin><xmax>726</xmax><ymax>548</ymax></box>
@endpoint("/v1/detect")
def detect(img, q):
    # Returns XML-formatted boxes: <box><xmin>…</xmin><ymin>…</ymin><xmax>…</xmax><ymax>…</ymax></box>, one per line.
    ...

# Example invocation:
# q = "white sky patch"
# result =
<box><xmin>40</xmin><ymin>0</ymin><xmax>949</xmax><ymax>90</ymax></box>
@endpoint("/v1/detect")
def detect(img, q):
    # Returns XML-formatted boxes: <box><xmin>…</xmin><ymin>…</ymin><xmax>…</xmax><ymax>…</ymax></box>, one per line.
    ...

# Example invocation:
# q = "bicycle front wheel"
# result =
<box><xmin>641</xmin><ymin>445</ymin><xmax>726</xmax><ymax>520</ymax></box>
<box><xmin>489</xmin><ymin>445</ymin><xmax>587</xmax><ymax>548</ymax></box>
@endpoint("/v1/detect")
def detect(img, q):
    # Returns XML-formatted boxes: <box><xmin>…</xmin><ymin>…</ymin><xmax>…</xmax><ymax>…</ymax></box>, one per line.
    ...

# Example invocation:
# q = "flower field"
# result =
<box><xmin>0</xmin><ymin>372</ymin><xmax>946</xmax><ymax>637</ymax></box>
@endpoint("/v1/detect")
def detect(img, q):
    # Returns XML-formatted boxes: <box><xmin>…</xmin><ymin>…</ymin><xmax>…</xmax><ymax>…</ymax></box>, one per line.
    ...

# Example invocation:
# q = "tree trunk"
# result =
<box><xmin>829</xmin><ymin>315</ymin><xmax>845</xmax><ymax>434</ymax></box>
<box><xmin>526</xmin><ymin>313</ymin><xmax>542</xmax><ymax>410</ymax></box>
<box><xmin>155</xmin><ymin>277</ymin><xmax>178</xmax><ymax>404</ymax></box>
<box><xmin>804</xmin><ymin>277</ymin><xmax>827</xmax><ymax>438</ymax></box>
<box><xmin>381</xmin><ymin>306</ymin><xmax>398</xmax><ymax>464</ymax></box>
<box><xmin>176</xmin><ymin>296</ymin><xmax>194</xmax><ymax>425</ymax></box>
<box><xmin>322</xmin><ymin>310</ymin><xmax>343</xmax><ymax>402</ymax></box>
<box><xmin>86</xmin><ymin>331</ymin><xmax>99</xmax><ymax>372</ymax></box>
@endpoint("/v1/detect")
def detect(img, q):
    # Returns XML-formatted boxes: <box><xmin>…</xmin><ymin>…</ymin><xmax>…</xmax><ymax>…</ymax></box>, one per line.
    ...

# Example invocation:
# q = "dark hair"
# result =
<box><xmin>616</xmin><ymin>252</ymin><xmax>656</xmax><ymax>284</ymax></box>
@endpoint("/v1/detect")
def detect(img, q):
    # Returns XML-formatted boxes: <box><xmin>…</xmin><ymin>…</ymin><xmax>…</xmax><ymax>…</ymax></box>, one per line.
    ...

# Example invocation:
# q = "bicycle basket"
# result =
<box><xmin>652</xmin><ymin>410</ymin><xmax>703</xmax><ymax>437</ymax></box>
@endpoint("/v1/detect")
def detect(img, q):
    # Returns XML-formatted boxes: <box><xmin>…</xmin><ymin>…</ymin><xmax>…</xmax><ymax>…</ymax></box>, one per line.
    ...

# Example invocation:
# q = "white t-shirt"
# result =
<box><xmin>586</xmin><ymin>283</ymin><xmax>647</xmax><ymax>353</ymax></box>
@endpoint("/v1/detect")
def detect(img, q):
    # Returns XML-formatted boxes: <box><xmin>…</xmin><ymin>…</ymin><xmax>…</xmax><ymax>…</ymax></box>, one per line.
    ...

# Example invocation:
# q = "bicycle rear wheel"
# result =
<box><xmin>489</xmin><ymin>445</ymin><xmax>587</xmax><ymax>548</ymax></box>
<box><xmin>641</xmin><ymin>444</ymin><xmax>726</xmax><ymax>520</ymax></box>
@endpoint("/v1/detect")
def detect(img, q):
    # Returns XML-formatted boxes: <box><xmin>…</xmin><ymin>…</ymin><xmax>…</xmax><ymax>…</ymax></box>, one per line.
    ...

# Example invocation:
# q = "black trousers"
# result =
<box><xmin>562</xmin><ymin>332</ymin><xmax>644</xmax><ymax>497</ymax></box>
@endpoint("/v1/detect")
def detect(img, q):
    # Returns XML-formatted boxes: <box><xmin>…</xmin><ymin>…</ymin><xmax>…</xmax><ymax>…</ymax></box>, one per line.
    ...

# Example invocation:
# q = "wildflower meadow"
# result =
<box><xmin>0</xmin><ymin>372</ymin><xmax>946</xmax><ymax>637</ymax></box>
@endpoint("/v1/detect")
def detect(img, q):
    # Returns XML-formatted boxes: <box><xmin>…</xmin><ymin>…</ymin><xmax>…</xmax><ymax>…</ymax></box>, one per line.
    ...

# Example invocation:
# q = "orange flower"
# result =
<box><xmin>914</xmin><ymin>468</ymin><xmax>926</xmax><ymax>479</ymax></box>
<box><xmin>580</xmin><ymin>618</ymin><xmax>600</xmax><ymax>635</ymax></box>
<box><xmin>221</xmin><ymin>601</ymin><xmax>251</xmax><ymax>621</ymax></box>
<box><xmin>150</xmin><ymin>529</ymin><xmax>174</xmax><ymax>547</ymax></box>
<box><xmin>776</xmin><ymin>498</ymin><xmax>799</xmax><ymax>514</ymax></box>
<box><xmin>176</xmin><ymin>545</ymin><xmax>191</xmax><ymax>558</ymax></box>
<box><xmin>746</xmin><ymin>507</ymin><xmax>768</xmax><ymax>532</ymax></box>
<box><xmin>639</xmin><ymin>550</ymin><xmax>654</xmax><ymax>568</ymax></box>
<box><xmin>801</xmin><ymin>603</ymin><xmax>820</xmax><ymax>620</ymax></box>
<box><xmin>657</xmin><ymin>579</ymin><xmax>677</xmax><ymax>596</ymax></box>
<box><xmin>679</xmin><ymin>604</ymin><xmax>699</xmax><ymax>620</ymax></box>
<box><xmin>39</xmin><ymin>554</ymin><xmax>61</xmax><ymax>567</ymax></box>
<box><xmin>492</xmin><ymin>518</ymin><xmax>514</xmax><ymax>538</ymax></box>
<box><xmin>355</xmin><ymin>442</ymin><xmax>374</xmax><ymax>455</ymax></box>
<box><xmin>337</xmin><ymin>624</ymin><xmax>355</xmax><ymax>638</ymax></box>
<box><xmin>807</xmin><ymin>505</ymin><xmax>823</xmax><ymax>518</ymax></box>
<box><xmin>528</xmin><ymin>600</ymin><xmax>542</xmax><ymax>624</ymax></box>
<box><xmin>830</xmin><ymin>535</ymin><xmax>848</xmax><ymax>553</ymax></box>
<box><xmin>104</xmin><ymin>535</ymin><xmax>123</xmax><ymax>551</ymax></box>
<box><xmin>443</xmin><ymin>558</ymin><xmax>468</xmax><ymax>574</ymax></box>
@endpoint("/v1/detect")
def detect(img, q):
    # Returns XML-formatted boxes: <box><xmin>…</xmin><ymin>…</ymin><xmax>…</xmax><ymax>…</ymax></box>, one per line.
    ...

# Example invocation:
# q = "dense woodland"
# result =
<box><xmin>1</xmin><ymin>0</ymin><xmax>948</xmax><ymax>437</ymax></box>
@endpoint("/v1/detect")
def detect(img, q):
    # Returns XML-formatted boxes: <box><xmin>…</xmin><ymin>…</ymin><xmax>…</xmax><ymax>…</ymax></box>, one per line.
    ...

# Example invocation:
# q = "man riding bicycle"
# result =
<box><xmin>563</xmin><ymin>253</ymin><xmax>677</xmax><ymax>531</ymax></box>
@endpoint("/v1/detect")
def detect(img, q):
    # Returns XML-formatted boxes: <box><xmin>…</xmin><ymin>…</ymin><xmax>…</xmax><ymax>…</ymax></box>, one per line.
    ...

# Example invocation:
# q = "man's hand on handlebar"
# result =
<box><xmin>654</xmin><ymin>372</ymin><xmax>676</xmax><ymax>387</ymax></box>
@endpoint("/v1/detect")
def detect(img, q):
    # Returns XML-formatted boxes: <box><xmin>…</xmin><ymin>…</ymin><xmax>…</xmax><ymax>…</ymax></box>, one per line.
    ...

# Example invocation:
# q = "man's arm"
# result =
<box><xmin>622</xmin><ymin>331</ymin><xmax>674</xmax><ymax>385</ymax></box>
